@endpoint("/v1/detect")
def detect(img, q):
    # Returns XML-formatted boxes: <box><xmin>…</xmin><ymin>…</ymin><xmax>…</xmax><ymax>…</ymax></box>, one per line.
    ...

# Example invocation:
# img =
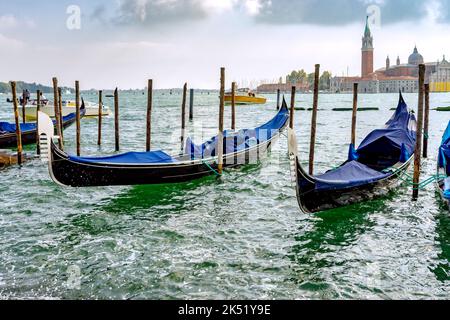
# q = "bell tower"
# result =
<box><xmin>361</xmin><ymin>16</ymin><xmax>374</xmax><ymax>77</ymax></box>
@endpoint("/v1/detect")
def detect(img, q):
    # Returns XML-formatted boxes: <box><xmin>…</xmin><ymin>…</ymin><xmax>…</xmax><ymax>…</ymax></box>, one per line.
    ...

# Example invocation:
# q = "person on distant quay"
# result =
<box><xmin>25</xmin><ymin>89</ymin><xmax>30</xmax><ymax>102</ymax></box>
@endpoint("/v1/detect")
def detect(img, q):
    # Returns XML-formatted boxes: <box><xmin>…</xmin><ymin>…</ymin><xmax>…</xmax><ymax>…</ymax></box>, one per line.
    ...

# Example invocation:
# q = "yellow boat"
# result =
<box><xmin>224</xmin><ymin>89</ymin><xmax>267</xmax><ymax>105</ymax></box>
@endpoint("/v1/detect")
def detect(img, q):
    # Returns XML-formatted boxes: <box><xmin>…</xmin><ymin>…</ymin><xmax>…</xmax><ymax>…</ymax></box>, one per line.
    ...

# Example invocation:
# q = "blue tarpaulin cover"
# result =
<box><xmin>186</xmin><ymin>105</ymin><xmax>289</xmax><ymax>159</ymax></box>
<box><xmin>68</xmin><ymin>104</ymin><xmax>289</xmax><ymax>165</ymax></box>
<box><xmin>0</xmin><ymin>112</ymin><xmax>77</xmax><ymax>133</ymax></box>
<box><xmin>69</xmin><ymin>150</ymin><xmax>176</xmax><ymax>164</ymax></box>
<box><xmin>315</xmin><ymin>161</ymin><xmax>390</xmax><ymax>191</ymax></box>
<box><xmin>357</xmin><ymin>95</ymin><xmax>416</xmax><ymax>160</ymax></box>
<box><xmin>438</xmin><ymin>121</ymin><xmax>450</xmax><ymax>198</ymax></box>
<box><xmin>313</xmin><ymin>94</ymin><xmax>416</xmax><ymax>191</ymax></box>
<box><xmin>438</xmin><ymin>121</ymin><xmax>450</xmax><ymax>174</ymax></box>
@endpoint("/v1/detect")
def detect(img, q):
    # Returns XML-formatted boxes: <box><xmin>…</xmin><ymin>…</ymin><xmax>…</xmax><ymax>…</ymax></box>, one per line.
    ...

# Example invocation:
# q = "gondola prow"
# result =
<box><xmin>38</xmin><ymin>111</ymin><xmax>55</xmax><ymax>162</ymax></box>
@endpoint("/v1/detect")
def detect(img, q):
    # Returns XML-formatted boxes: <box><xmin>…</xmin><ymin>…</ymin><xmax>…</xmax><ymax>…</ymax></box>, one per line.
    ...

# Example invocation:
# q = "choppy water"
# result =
<box><xmin>0</xmin><ymin>90</ymin><xmax>449</xmax><ymax>299</ymax></box>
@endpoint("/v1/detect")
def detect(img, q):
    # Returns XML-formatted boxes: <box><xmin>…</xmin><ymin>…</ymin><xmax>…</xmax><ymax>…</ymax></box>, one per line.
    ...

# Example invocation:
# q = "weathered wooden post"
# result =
<box><xmin>412</xmin><ymin>64</ymin><xmax>426</xmax><ymax>200</ymax></box>
<box><xmin>423</xmin><ymin>83</ymin><xmax>430</xmax><ymax>159</ymax></box>
<box><xmin>58</xmin><ymin>87</ymin><xmax>64</xmax><ymax>143</ymax></box>
<box><xmin>277</xmin><ymin>88</ymin><xmax>281</xmax><ymax>111</ymax></box>
<box><xmin>10</xmin><ymin>82</ymin><xmax>23</xmax><ymax>165</ymax></box>
<box><xmin>75</xmin><ymin>81</ymin><xmax>81</xmax><ymax>156</ymax></box>
<box><xmin>189</xmin><ymin>88</ymin><xmax>194</xmax><ymax>121</ymax></box>
<box><xmin>52</xmin><ymin>77</ymin><xmax>63</xmax><ymax>149</ymax></box>
<box><xmin>21</xmin><ymin>90</ymin><xmax>26</xmax><ymax>124</ymax></box>
<box><xmin>290</xmin><ymin>86</ymin><xmax>296</xmax><ymax>129</ymax></box>
<box><xmin>36</xmin><ymin>90</ymin><xmax>41</xmax><ymax>155</ymax></box>
<box><xmin>309</xmin><ymin>64</ymin><xmax>320</xmax><ymax>175</ymax></box>
<box><xmin>114</xmin><ymin>87</ymin><xmax>120</xmax><ymax>152</ymax></box>
<box><xmin>146</xmin><ymin>79</ymin><xmax>153</xmax><ymax>152</ymax></box>
<box><xmin>180</xmin><ymin>83</ymin><xmax>187</xmax><ymax>152</ymax></box>
<box><xmin>98</xmin><ymin>90</ymin><xmax>103</xmax><ymax>146</ymax></box>
<box><xmin>218</xmin><ymin>68</ymin><xmax>225</xmax><ymax>175</ymax></box>
<box><xmin>231</xmin><ymin>82</ymin><xmax>236</xmax><ymax>130</ymax></box>
<box><xmin>351</xmin><ymin>83</ymin><xmax>359</xmax><ymax>146</ymax></box>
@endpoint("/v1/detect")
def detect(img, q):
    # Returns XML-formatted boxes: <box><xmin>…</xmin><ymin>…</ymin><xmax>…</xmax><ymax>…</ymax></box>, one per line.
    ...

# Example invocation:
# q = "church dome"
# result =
<box><xmin>408</xmin><ymin>46</ymin><xmax>424</xmax><ymax>65</ymax></box>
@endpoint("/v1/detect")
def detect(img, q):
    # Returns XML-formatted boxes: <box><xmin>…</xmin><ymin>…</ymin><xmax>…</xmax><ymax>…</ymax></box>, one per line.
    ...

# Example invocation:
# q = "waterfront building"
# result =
<box><xmin>330</xmin><ymin>17</ymin><xmax>449</xmax><ymax>93</ymax></box>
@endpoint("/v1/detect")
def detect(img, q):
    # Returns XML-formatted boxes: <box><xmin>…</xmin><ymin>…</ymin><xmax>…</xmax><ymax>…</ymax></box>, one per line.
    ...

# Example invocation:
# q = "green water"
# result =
<box><xmin>0</xmin><ymin>91</ymin><xmax>449</xmax><ymax>299</ymax></box>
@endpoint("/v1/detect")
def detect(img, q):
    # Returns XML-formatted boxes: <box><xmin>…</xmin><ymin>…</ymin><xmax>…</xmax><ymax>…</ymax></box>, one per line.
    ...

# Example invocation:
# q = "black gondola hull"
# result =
<box><xmin>293</xmin><ymin>156</ymin><xmax>412</xmax><ymax>213</ymax></box>
<box><xmin>49</xmin><ymin>132</ymin><xmax>280</xmax><ymax>187</ymax></box>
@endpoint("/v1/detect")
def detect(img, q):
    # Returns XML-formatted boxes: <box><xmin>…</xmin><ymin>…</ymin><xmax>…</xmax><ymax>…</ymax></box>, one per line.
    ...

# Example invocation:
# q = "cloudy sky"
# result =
<box><xmin>0</xmin><ymin>0</ymin><xmax>449</xmax><ymax>89</ymax></box>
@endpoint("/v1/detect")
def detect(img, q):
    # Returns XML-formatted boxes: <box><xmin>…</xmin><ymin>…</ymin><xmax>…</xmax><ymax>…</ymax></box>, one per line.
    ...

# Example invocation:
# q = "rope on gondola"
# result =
<box><xmin>202</xmin><ymin>160</ymin><xmax>222</xmax><ymax>177</ymax></box>
<box><xmin>382</xmin><ymin>160</ymin><xmax>446</xmax><ymax>190</ymax></box>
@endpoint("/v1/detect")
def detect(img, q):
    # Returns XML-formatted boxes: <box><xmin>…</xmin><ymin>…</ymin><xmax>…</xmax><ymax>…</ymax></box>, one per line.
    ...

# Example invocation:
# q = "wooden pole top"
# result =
<box><xmin>289</xmin><ymin>86</ymin><xmax>296</xmax><ymax>130</ymax></box>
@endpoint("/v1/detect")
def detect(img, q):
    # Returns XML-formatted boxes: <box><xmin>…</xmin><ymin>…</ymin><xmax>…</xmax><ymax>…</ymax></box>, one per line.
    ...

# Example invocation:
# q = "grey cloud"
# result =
<box><xmin>114</xmin><ymin>0</ymin><xmax>207</xmax><ymax>26</ymax></box>
<box><xmin>253</xmin><ymin>0</ymin><xmax>449</xmax><ymax>25</ymax></box>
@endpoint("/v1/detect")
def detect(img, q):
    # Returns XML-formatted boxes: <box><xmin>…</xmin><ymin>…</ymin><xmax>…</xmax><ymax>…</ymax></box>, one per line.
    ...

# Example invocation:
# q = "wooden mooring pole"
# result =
<box><xmin>309</xmin><ymin>64</ymin><xmax>320</xmax><ymax>175</ymax></box>
<box><xmin>351</xmin><ymin>83</ymin><xmax>359</xmax><ymax>146</ymax></box>
<box><xmin>277</xmin><ymin>88</ymin><xmax>281</xmax><ymax>111</ymax></box>
<box><xmin>423</xmin><ymin>83</ymin><xmax>430</xmax><ymax>159</ymax></box>
<box><xmin>180</xmin><ymin>83</ymin><xmax>187</xmax><ymax>153</ymax></box>
<box><xmin>36</xmin><ymin>90</ymin><xmax>41</xmax><ymax>155</ymax></box>
<box><xmin>10</xmin><ymin>82</ymin><xmax>23</xmax><ymax>165</ymax></box>
<box><xmin>218</xmin><ymin>68</ymin><xmax>225</xmax><ymax>175</ymax></box>
<box><xmin>231</xmin><ymin>82</ymin><xmax>236</xmax><ymax>130</ymax></box>
<box><xmin>98</xmin><ymin>90</ymin><xmax>102</xmax><ymax>146</ymax></box>
<box><xmin>412</xmin><ymin>64</ymin><xmax>426</xmax><ymax>201</ymax></box>
<box><xmin>21</xmin><ymin>90</ymin><xmax>26</xmax><ymax>124</ymax></box>
<box><xmin>114</xmin><ymin>88</ymin><xmax>120</xmax><ymax>152</ymax></box>
<box><xmin>146</xmin><ymin>79</ymin><xmax>153</xmax><ymax>152</ymax></box>
<box><xmin>290</xmin><ymin>86</ymin><xmax>296</xmax><ymax>129</ymax></box>
<box><xmin>58</xmin><ymin>87</ymin><xmax>64</xmax><ymax>143</ymax></box>
<box><xmin>75</xmin><ymin>81</ymin><xmax>81</xmax><ymax>156</ymax></box>
<box><xmin>52</xmin><ymin>77</ymin><xmax>63</xmax><ymax>150</ymax></box>
<box><xmin>189</xmin><ymin>88</ymin><xmax>194</xmax><ymax>121</ymax></box>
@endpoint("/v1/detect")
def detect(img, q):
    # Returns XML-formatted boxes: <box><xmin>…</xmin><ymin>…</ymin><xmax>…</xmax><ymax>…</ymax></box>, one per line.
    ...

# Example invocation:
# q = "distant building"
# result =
<box><xmin>430</xmin><ymin>56</ymin><xmax>450</xmax><ymax>92</ymax></box>
<box><xmin>330</xmin><ymin>16</ymin><xmax>450</xmax><ymax>93</ymax></box>
<box><xmin>257</xmin><ymin>81</ymin><xmax>310</xmax><ymax>93</ymax></box>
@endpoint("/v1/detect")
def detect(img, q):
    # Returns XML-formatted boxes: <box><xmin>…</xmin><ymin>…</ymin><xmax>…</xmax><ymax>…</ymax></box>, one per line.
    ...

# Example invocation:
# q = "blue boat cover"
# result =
<box><xmin>438</xmin><ymin>120</ymin><xmax>450</xmax><ymax>175</ymax></box>
<box><xmin>68</xmin><ymin>105</ymin><xmax>288</xmax><ymax>165</ymax></box>
<box><xmin>0</xmin><ymin>112</ymin><xmax>77</xmax><ymax>134</ymax></box>
<box><xmin>356</xmin><ymin>95</ymin><xmax>416</xmax><ymax>160</ymax></box>
<box><xmin>313</xmin><ymin>93</ymin><xmax>416</xmax><ymax>191</ymax></box>
<box><xmin>69</xmin><ymin>150</ymin><xmax>176</xmax><ymax>164</ymax></box>
<box><xmin>185</xmin><ymin>105</ymin><xmax>289</xmax><ymax>159</ymax></box>
<box><xmin>315</xmin><ymin>161</ymin><xmax>390</xmax><ymax>191</ymax></box>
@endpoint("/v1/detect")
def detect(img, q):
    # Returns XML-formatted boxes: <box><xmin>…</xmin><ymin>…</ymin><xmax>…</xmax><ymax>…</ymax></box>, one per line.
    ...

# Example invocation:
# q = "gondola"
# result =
<box><xmin>38</xmin><ymin>100</ymin><xmax>289</xmax><ymax>187</ymax></box>
<box><xmin>288</xmin><ymin>93</ymin><xmax>417</xmax><ymax>213</ymax></box>
<box><xmin>0</xmin><ymin>102</ymin><xmax>85</xmax><ymax>149</ymax></box>
<box><xmin>436</xmin><ymin>121</ymin><xmax>450</xmax><ymax>209</ymax></box>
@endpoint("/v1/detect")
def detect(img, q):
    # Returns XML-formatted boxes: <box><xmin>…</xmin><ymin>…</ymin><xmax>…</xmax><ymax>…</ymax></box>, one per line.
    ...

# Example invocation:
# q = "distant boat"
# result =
<box><xmin>435</xmin><ymin>106</ymin><xmax>450</xmax><ymax>111</ymax></box>
<box><xmin>0</xmin><ymin>104</ymin><xmax>85</xmax><ymax>149</ymax></box>
<box><xmin>20</xmin><ymin>100</ymin><xmax>110</xmax><ymax>120</ymax></box>
<box><xmin>224</xmin><ymin>88</ymin><xmax>267</xmax><ymax>105</ymax></box>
